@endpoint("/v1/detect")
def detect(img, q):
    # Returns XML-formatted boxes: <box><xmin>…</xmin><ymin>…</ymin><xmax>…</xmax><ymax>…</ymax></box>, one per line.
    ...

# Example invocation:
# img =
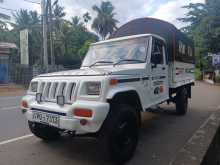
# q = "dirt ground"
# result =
<box><xmin>0</xmin><ymin>85</ymin><xmax>26</xmax><ymax>97</ymax></box>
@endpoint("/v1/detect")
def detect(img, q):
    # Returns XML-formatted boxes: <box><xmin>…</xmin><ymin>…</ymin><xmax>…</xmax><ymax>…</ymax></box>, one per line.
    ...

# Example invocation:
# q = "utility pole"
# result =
<box><xmin>48</xmin><ymin>0</ymin><xmax>55</xmax><ymax>66</ymax></box>
<box><xmin>41</xmin><ymin>0</ymin><xmax>48</xmax><ymax>71</ymax></box>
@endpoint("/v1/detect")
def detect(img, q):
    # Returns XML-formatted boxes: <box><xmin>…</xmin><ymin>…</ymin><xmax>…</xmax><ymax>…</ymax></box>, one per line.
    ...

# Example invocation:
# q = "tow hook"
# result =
<box><xmin>21</xmin><ymin>109</ymin><xmax>27</xmax><ymax>114</ymax></box>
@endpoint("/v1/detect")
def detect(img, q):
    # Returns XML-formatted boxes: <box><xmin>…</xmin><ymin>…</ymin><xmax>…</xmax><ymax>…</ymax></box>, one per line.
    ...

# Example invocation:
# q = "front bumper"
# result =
<box><xmin>23</xmin><ymin>100</ymin><xmax>110</xmax><ymax>135</ymax></box>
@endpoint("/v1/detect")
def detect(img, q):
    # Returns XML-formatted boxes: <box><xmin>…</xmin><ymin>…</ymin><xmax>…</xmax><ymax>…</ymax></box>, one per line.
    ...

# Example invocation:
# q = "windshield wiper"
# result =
<box><xmin>89</xmin><ymin>60</ymin><xmax>113</xmax><ymax>67</ymax></box>
<box><xmin>114</xmin><ymin>59</ymin><xmax>145</xmax><ymax>66</ymax></box>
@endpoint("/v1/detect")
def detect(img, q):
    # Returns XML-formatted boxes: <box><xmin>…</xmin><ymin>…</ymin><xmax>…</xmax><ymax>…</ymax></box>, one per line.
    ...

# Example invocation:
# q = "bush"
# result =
<box><xmin>216</xmin><ymin>75</ymin><xmax>220</xmax><ymax>83</ymax></box>
<box><xmin>195</xmin><ymin>68</ymin><xmax>202</xmax><ymax>80</ymax></box>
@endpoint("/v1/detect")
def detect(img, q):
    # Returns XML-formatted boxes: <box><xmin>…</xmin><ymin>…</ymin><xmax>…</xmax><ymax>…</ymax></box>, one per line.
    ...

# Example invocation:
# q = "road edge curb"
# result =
<box><xmin>169</xmin><ymin>110</ymin><xmax>220</xmax><ymax>165</ymax></box>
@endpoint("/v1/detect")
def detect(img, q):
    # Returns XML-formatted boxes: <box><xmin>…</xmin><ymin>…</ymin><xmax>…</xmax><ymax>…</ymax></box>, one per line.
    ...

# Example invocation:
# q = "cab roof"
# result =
<box><xmin>92</xmin><ymin>33</ymin><xmax>165</xmax><ymax>46</ymax></box>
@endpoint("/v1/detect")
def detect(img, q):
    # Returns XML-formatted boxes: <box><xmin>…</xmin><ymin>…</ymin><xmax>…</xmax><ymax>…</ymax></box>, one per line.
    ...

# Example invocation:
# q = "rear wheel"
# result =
<box><xmin>176</xmin><ymin>87</ymin><xmax>188</xmax><ymax>115</ymax></box>
<box><xmin>28</xmin><ymin>121</ymin><xmax>60</xmax><ymax>141</ymax></box>
<box><xmin>101</xmin><ymin>104</ymin><xmax>139</xmax><ymax>164</ymax></box>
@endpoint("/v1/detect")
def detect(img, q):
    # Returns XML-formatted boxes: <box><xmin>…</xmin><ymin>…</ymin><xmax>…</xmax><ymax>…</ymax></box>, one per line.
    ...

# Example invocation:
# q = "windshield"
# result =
<box><xmin>82</xmin><ymin>37</ymin><xmax>149</xmax><ymax>67</ymax></box>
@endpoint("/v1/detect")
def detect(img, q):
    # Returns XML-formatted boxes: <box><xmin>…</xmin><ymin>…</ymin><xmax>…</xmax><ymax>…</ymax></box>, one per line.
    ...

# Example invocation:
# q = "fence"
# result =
<box><xmin>9</xmin><ymin>64</ymin><xmax>81</xmax><ymax>87</ymax></box>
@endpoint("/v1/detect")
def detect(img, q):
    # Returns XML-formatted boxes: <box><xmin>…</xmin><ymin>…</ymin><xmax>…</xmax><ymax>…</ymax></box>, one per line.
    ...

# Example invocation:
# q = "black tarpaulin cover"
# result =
<box><xmin>110</xmin><ymin>17</ymin><xmax>194</xmax><ymax>63</ymax></box>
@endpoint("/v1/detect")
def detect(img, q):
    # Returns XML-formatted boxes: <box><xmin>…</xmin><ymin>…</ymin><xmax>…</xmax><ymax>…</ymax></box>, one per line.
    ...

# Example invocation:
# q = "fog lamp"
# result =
<box><xmin>36</xmin><ymin>93</ymin><xmax>42</xmax><ymax>103</ymax></box>
<box><xmin>80</xmin><ymin>119</ymin><xmax>88</xmax><ymax>126</ymax></box>
<box><xmin>57</xmin><ymin>95</ymin><xmax>65</xmax><ymax>106</ymax></box>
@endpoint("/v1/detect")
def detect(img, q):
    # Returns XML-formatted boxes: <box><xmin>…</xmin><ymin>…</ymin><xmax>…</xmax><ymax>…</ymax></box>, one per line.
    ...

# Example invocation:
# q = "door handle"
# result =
<box><xmin>162</xmin><ymin>67</ymin><xmax>166</xmax><ymax>70</ymax></box>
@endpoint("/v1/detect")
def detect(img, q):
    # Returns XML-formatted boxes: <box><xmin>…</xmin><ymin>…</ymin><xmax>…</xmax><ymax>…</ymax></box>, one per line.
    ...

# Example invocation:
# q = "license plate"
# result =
<box><xmin>32</xmin><ymin>111</ymin><xmax>60</xmax><ymax>128</ymax></box>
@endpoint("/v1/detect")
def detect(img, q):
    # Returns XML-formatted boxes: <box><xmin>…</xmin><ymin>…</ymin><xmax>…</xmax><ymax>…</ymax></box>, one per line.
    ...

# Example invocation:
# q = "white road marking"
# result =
<box><xmin>0</xmin><ymin>96</ymin><xmax>22</xmax><ymax>101</ymax></box>
<box><xmin>0</xmin><ymin>106</ymin><xmax>20</xmax><ymax>111</ymax></box>
<box><xmin>0</xmin><ymin>134</ymin><xmax>33</xmax><ymax>146</ymax></box>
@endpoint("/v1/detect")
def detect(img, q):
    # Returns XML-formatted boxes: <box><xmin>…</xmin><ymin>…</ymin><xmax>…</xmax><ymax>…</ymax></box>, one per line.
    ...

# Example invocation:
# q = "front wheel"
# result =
<box><xmin>101</xmin><ymin>104</ymin><xmax>139</xmax><ymax>164</ymax></box>
<box><xmin>176</xmin><ymin>87</ymin><xmax>188</xmax><ymax>115</ymax></box>
<box><xmin>28</xmin><ymin>121</ymin><xmax>60</xmax><ymax>141</ymax></box>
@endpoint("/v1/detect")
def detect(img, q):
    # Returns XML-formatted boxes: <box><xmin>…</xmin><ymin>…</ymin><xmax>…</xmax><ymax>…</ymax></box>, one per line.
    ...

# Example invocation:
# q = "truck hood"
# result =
<box><xmin>38</xmin><ymin>67</ymin><xmax>144</xmax><ymax>77</ymax></box>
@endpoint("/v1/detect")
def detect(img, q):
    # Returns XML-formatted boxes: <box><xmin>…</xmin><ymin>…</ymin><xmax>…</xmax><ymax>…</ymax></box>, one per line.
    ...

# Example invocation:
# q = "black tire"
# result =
<box><xmin>28</xmin><ymin>121</ymin><xmax>60</xmax><ymax>141</ymax></box>
<box><xmin>100</xmin><ymin>104</ymin><xmax>139</xmax><ymax>164</ymax></box>
<box><xmin>176</xmin><ymin>87</ymin><xmax>188</xmax><ymax>115</ymax></box>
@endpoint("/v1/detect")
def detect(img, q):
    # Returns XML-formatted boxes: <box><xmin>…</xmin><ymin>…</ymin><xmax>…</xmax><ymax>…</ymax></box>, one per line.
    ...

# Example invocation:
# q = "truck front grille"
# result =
<box><xmin>37</xmin><ymin>81</ymin><xmax>76</xmax><ymax>104</ymax></box>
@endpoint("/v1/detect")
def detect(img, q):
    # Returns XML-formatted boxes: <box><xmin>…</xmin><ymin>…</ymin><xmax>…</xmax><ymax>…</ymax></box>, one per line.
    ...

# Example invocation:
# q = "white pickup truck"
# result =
<box><xmin>21</xmin><ymin>18</ymin><xmax>195</xmax><ymax>163</ymax></box>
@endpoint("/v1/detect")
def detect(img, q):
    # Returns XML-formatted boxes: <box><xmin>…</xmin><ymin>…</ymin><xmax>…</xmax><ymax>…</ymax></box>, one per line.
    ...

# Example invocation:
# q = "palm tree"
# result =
<box><xmin>12</xmin><ymin>10</ymin><xmax>40</xmax><ymax>30</ymax></box>
<box><xmin>0</xmin><ymin>0</ymin><xmax>10</xmax><ymax>29</ymax></box>
<box><xmin>92</xmin><ymin>1</ymin><xmax>118</xmax><ymax>40</ymax></box>
<box><xmin>0</xmin><ymin>13</ymin><xmax>10</xmax><ymax>29</ymax></box>
<box><xmin>71</xmin><ymin>16</ymin><xmax>84</xmax><ymax>29</ymax></box>
<box><xmin>52</xmin><ymin>1</ymin><xmax>66</xmax><ymax>31</ymax></box>
<box><xmin>12</xmin><ymin>9</ymin><xmax>42</xmax><ymax>65</ymax></box>
<box><xmin>83</xmin><ymin>12</ymin><xmax>91</xmax><ymax>28</ymax></box>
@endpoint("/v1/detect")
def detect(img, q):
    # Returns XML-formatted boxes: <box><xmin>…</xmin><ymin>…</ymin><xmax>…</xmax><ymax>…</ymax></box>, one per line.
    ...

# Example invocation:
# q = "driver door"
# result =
<box><xmin>149</xmin><ymin>37</ymin><xmax>169</xmax><ymax>104</ymax></box>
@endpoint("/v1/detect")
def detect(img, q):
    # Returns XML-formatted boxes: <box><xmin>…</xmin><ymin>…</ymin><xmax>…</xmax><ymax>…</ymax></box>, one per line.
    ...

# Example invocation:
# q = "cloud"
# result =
<box><xmin>1</xmin><ymin>0</ymin><xmax>205</xmax><ymax>29</ymax></box>
<box><xmin>60</xmin><ymin>0</ymin><xmax>158</xmax><ymax>25</ymax></box>
<box><xmin>0</xmin><ymin>0</ymin><xmax>40</xmax><ymax>15</ymax></box>
<box><xmin>57</xmin><ymin>0</ymin><xmax>160</xmax><ymax>32</ymax></box>
<box><xmin>150</xmin><ymin>0</ymin><xmax>205</xmax><ymax>28</ymax></box>
<box><xmin>60</xmin><ymin>0</ymin><xmax>205</xmax><ymax>29</ymax></box>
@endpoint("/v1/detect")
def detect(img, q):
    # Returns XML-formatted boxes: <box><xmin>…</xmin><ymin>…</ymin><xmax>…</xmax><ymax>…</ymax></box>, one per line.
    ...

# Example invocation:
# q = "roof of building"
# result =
<box><xmin>0</xmin><ymin>42</ymin><xmax>17</xmax><ymax>49</ymax></box>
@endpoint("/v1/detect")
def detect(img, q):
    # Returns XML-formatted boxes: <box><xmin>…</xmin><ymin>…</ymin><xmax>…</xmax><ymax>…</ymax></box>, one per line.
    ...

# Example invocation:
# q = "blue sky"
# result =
<box><xmin>0</xmin><ymin>0</ymin><xmax>205</xmax><ymax>29</ymax></box>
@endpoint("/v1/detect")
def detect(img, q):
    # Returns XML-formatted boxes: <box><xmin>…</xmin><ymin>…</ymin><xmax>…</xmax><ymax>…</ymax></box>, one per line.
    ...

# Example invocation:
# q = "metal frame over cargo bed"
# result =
<box><xmin>110</xmin><ymin>17</ymin><xmax>195</xmax><ymax>64</ymax></box>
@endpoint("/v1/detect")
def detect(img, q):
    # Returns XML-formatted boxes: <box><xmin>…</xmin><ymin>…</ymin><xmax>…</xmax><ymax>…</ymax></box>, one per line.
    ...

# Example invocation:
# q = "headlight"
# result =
<box><xmin>29</xmin><ymin>81</ymin><xmax>38</xmax><ymax>93</ymax></box>
<box><xmin>86</xmin><ymin>82</ymin><xmax>101</xmax><ymax>95</ymax></box>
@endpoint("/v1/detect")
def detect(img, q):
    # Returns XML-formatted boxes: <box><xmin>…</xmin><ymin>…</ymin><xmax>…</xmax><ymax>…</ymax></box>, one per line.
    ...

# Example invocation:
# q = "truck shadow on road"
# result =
<box><xmin>15</xmin><ymin>82</ymin><xmax>218</xmax><ymax>165</ymax></box>
<box><xmin>35</xmin><ymin>104</ymin><xmax>187</xmax><ymax>165</ymax></box>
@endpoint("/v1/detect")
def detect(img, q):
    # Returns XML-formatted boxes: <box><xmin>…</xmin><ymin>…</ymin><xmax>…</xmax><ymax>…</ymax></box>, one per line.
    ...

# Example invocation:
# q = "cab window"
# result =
<box><xmin>151</xmin><ymin>39</ymin><xmax>164</xmax><ymax>65</ymax></box>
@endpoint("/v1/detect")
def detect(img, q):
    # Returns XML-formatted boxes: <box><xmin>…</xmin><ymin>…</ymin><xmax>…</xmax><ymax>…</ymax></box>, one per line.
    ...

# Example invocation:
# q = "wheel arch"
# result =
<box><xmin>107</xmin><ymin>90</ymin><xmax>144</xmax><ymax>112</ymax></box>
<box><xmin>107</xmin><ymin>90</ymin><xmax>143</xmax><ymax>127</ymax></box>
<box><xmin>169</xmin><ymin>82</ymin><xmax>194</xmax><ymax>100</ymax></box>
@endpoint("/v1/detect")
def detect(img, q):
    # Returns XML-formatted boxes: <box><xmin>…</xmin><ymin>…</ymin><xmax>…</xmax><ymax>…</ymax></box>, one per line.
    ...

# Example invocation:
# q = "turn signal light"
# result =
<box><xmin>110</xmin><ymin>79</ymin><xmax>118</xmax><ymax>85</ymax></box>
<box><xmin>74</xmin><ymin>108</ymin><xmax>93</xmax><ymax>118</ymax></box>
<box><xmin>21</xmin><ymin>100</ymin><xmax>28</xmax><ymax>109</ymax></box>
<box><xmin>160</xmin><ymin>85</ymin><xmax>164</xmax><ymax>93</ymax></box>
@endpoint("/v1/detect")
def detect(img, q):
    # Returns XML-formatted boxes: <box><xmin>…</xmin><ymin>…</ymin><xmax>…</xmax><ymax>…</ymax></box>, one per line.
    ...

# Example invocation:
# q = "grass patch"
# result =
<box><xmin>216</xmin><ymin>75</ymin><xmax>220</xmax><ymax>83</ymax></box>
<box><xmin>195</xmin><ymin>68</ymin><xmax>202</xmax><ymax>80</ymax></box>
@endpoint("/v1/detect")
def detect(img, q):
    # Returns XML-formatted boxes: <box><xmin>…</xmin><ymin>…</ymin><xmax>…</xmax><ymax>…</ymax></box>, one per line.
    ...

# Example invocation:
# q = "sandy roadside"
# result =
<box><xmin>0</xmin><ymin>85</ymin><xmax>26</xmax><ymax>97</ymax></box>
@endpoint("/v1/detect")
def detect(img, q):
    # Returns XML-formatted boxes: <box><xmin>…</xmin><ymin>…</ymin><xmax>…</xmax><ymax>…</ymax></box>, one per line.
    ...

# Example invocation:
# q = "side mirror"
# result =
<box><xmin>151</xmin><ymin>52</ymin><xmax>160</xmax><ymax>68</ymax></box>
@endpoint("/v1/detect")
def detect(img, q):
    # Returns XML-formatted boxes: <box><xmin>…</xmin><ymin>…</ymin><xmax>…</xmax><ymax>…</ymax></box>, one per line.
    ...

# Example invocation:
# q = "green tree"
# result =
<box><xmin>54</xmin><ymin>20</ymin><xmax>98</xmax><ymax>66</ymax></box>
<box><xmin>92</xmin><ymin>1</ymin><xmax>118</xmax><ymax>40</ymax></box>
<box><xmin>83</xmin><ymin>12</ymin><xmax>91</xmax><ymax>28</ymax></box>
<box><xmin>12</xmin><ymin>10</ymin><xmax>40</xmax><ymax>30</ymax></box>
<box><xmin>12</xmin><ymin>9</ymin><xmax>42</xmax><ymax>65</ymax></box>
<box><xmin>71</xmin><ymin>16</ymin><xmax>84</xmax><ymax>29</ymax></box>
<box><xmin>0</xmin><ymin>0</ymin><xmax>98</xmax><ymax>68</ymax></box>
<box><xmin>179</xmin><ymin>0</ymin><xmax>220</xmax><ymax>70</ymax></box>
<box><xmin>50</xmin><ymin>2</ymin><xmax>98</xmax><ymax>66</ymax></box>
<box><xmin>52</xmin><ymin>0</ymin><xmax>65</xmax><ymax>31</ymax></box>
<box><xmin>0</xmin><ymin>0</ymin><xmax>11</xmax><ymax>29</ymax></box>
<box><xmin>0</xmin><ymin>12</ymin><xmax>15</xmax><ymax>43</ymax></box>
<box><xmin>0</xmin><ymin>13</ymin><xmax>10</xmax><ymax>29</ymax></box>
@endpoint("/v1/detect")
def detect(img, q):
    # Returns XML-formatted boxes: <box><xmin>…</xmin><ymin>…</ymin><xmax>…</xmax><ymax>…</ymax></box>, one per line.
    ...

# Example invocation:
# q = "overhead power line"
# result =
<box><xmin>0</xmin><ymin>0</ymin><xmax>41</xmax><ymax>13</ymax></box>
<box><xmin>0</xmin><ymin>6</ymin><xmax>17</xmax><ymax>12</ymax></box>
<box><xmin>23</xmin><ymin>0</ymin><xmax>41</xmax><ymax>5</ymax></box>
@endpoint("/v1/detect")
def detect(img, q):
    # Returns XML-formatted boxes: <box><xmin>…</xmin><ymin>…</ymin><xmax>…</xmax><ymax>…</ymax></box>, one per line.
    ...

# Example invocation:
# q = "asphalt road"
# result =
<box><xmin>0</xmin><ymin>82</ymin><xmax>219</xmax><ymax>165</ymax></box>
